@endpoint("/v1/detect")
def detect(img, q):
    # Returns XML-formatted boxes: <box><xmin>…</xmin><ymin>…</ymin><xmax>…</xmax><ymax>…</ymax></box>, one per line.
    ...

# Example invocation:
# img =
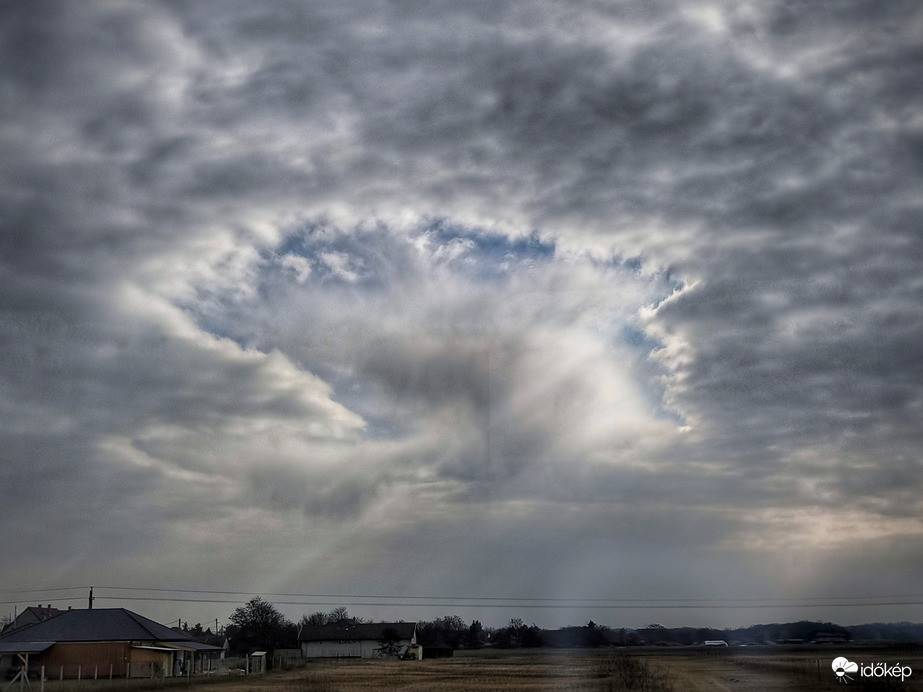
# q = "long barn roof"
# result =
<box><xmin>299</xmin><ymin>621</ymin><xmax>416</xmax><ymax>642</ymax></box>
<box><xmin>0</xmin><ymin>609</ymin><xmax>194</xmax><ymax>644</ymax></box>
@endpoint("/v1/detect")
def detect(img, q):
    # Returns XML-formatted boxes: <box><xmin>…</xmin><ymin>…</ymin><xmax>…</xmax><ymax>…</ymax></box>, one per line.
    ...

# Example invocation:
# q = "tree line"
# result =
<box><xmin>213</xmin><ymin>597</ymin><xmax>923</xmax><ymax>655</ymax></box>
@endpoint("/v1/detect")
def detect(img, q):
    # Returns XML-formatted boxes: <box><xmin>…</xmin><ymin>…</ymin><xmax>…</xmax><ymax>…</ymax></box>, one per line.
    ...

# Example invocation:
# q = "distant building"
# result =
<box><xmin>298</xmin><ymin>622</ymin><xmax>419</xmax><ymax>659</ymax></box>
<box><xmin>247</xmin><ymin>651</ymin><xmax>266</xmax><ymax>674</ymax></box>
<box><xmin>0</xmin><ymin>608</ymin><xmax>222</xmax><ymax>679</ymax></box>
<box><xmin>2</xmin><ymin>605</ymin><xmax>63</xmax><ymax>633</ymax></box>
<box><xmin>811</xmin><ymin>632</ymin><xmax>851</xmax><ymax>644</ymax></box>
<box><xmin>170</xmin><ymin>628</ymin><xmax>229</xmax><ymax>660</ymax></box>
<box><xmin>201</xmin><ymin>633</ymin><xmax>229</xmax><ymax>659</ymax></box>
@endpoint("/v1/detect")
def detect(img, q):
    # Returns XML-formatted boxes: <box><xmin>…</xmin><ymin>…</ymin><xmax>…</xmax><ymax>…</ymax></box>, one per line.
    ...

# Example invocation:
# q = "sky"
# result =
<box><xmin>1</xmin><ymin>0</ymin><xmax>922</xmax><ymax>631</ymax></box>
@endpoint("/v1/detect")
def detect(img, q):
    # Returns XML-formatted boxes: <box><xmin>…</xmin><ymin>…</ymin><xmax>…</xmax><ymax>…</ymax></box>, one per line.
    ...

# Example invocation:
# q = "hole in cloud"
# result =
<box><xmin>185</xmin><ymin>218</ymin><xmax>685</xmax><ymax>496</ymax></box>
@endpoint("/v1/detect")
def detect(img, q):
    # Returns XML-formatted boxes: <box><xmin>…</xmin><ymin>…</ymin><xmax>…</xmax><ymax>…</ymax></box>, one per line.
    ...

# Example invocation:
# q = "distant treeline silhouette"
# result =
<box><xmin>216</xmin><ymin>598</ymin><xmax>923</xmax><ymax>654</ymax></box>
<box><xmin>419</xmin><ymin>619</ymin><xmax>923</xmax><ymax>649</ymax></box>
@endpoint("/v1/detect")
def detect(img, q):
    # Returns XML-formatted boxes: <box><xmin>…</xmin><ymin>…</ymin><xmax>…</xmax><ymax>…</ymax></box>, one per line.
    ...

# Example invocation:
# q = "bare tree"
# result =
<box><xmin>329</xmin><ymin>606</ymin><xmax>350</xmax><ymax>623</ymax></box>
<box><xmin>300</xmin><ymin>612</ymin><xmax>328</xmax><ymax>627</ymax></box>
<box><xmin>227</xmin><ymin>597</ymin><xmax>295</xmax><ymax>654</ymax></box>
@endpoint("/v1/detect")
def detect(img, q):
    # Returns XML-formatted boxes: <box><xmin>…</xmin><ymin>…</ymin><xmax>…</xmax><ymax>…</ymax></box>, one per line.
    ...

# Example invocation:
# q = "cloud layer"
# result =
<box><xmin>2</xmin><ymin>0</ymin><xmax>922</xmax><ymax>627</ymax></box>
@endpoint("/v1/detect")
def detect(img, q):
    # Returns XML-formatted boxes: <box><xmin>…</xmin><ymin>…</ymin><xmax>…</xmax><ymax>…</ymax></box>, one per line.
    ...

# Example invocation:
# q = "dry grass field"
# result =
<box><xmin>38</xmin><ymin>647</ymin><xmax>923</xmax><ymax>692</ymax></box>
<box><xmin>289</xmin><ymin>649</ymin><xmax>923</xmax><ymax>691</ymax></box>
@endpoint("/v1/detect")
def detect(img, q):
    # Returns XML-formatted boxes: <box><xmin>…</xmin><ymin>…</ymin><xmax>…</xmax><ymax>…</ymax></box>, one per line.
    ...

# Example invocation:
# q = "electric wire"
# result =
<box><xmin>91</xmin><ymin>586</ymin><xmax>923</xmax><ymax>605</ymax></box>
<box><xmin>90</xmin><ymin>595</ymin><xmax>923</xmax><ymax>609</ymax></box>
<box><xmin>4</xmin><ymin>585</ymin><xmax>922</xmax><ymax>610</ymax></box>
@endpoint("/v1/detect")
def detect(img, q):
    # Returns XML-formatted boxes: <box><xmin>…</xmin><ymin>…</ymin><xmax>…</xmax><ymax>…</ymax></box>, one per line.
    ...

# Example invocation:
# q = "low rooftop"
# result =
<box><xmin>0</xmin><ymin>608</ymin><xmax>197</xmax><ymax>644</ymax></box>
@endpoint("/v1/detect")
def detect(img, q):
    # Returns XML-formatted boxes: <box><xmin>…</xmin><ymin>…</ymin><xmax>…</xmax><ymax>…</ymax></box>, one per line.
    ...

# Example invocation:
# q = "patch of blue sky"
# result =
<box><xmin>272</xmin><ymin>222</ymin><xmax>411</xmax><ymax>289</ymax></box>
<box><xmin>330</xmin><ymin>395</ymin><xmax>406</xmax><ymax>440</ymax></box>
<box><xmin>271</xmin><ymin>218</ymin><xmax>558</xmax><ymax>288</ymax></box>
<box><xmin>590</xmin><ymin>253</ymin><xmax>674</xmax><ymax>286</ymax></box>
<box><xmin>274</xmin><ymin>220</ymin><xmax>343</xmax><ymax>256</ymax></box>
<box><xmin>419</xmin><ymin>218</ymin><xmax>555</xmax><ymax>280</ymax></box>
<box><xmin>580</xmin><ymin>316</ymin><xmax>677</xmax><ymax>426</ymax></box>
<box><xmin>620</xmin><ymin>324</ymin><xmax>661</xmax><ymax>351</ymax></box>
<box><xmin>173</xmin><ymin>285</ymin><xmax>257</xmax><ymax>351</ymax></box>
<box><xmin>588</xmin><ymin>253</ymin><xmax>645</xmax><ymax>275</ymax></box>
<box><xmin>194</xmin><ymin>312</ymin><xmax>267</xmax><ymax>355</ymax></box>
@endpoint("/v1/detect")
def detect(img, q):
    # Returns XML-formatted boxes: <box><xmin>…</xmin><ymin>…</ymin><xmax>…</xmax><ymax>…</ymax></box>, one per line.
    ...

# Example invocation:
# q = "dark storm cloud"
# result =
<box><xmin>2</xmin><ymin>0</ymin><xmax>922</xmax><ymax>626</ymax></box>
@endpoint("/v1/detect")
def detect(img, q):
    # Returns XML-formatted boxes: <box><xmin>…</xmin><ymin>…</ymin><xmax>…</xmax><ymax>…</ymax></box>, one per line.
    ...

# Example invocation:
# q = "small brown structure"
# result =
<box><xmin>0</xmin><ymin>609</ymin><xmax>221</xmax><ymax>679</ymax></box>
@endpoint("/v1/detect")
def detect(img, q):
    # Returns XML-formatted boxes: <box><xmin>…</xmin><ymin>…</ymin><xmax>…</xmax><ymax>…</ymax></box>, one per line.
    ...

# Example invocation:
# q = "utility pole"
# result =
<box><xmin>88</xmin><ymin>586</ymin><xmax>94</xmax><ymax>610</ymax></box>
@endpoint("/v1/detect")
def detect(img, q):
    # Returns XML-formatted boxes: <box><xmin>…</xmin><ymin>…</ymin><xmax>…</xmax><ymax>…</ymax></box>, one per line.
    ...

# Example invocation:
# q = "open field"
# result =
<box><xmin>35</xmin><ymin>647</ymin><xmax>923</xmax><ymax>692</ymax></box>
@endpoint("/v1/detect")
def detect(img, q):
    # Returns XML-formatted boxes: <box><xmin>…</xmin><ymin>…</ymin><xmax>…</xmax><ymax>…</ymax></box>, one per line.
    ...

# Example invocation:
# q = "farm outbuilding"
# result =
<box><xmin>299</xmin><ymin>622</ymin><xmax>420</xmax><ymax>659</ymax></box>
<box><xmin>0</xmin><ymin>608</ymin><xmax>221</xmax><ymax>679</ymax></box>
<box><xmin>247</xmin><ymin>651</ymin><xmax>266</xmax><ymax>674</ymax></box>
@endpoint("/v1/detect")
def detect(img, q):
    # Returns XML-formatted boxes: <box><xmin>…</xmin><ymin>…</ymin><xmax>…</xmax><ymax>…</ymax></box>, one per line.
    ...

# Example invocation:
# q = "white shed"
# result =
<box><xmin>298</xmin><ymin>622</ymin><xmax>418</xmax><ymax>659</ymax></box>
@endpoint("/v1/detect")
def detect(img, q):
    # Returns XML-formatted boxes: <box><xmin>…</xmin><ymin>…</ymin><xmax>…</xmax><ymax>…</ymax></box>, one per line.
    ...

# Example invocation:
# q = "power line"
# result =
<box><xmin>6</xmin><ymin>585</ymin><xmax>923</xmax><ymax>611</ymax></box>
<box><xmin>91</xmin><ymin>595</ymin><xmax>923</xmax><ymax>610</ymax></box>
<box><xmin>0</xmin><ymin>596</ymin><xmax>86</xmax><ymax>606</ymax></box>
<box><xmin>90</xmin><ymin>586</ymin><xmax>923</xmax><ymax>605</ymax></box>
<box><xmin>0</xmin><ymin>586</ymin><xmax>86</xmax><ymax>595</ymax></box>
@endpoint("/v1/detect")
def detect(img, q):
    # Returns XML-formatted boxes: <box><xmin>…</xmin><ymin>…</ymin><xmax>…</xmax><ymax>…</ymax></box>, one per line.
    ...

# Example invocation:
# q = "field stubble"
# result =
<box><xmin>49</xmin><ymin>647</ymin><xmax>923</xmax><ymax>692</ymax></box>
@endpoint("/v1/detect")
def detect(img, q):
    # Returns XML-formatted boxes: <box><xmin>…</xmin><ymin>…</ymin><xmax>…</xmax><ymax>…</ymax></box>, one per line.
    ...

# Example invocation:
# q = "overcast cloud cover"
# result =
<box><xmin>2</xmin><ymin>0</ymin><xmax>922</xmax><ymax>629</ymax></box>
